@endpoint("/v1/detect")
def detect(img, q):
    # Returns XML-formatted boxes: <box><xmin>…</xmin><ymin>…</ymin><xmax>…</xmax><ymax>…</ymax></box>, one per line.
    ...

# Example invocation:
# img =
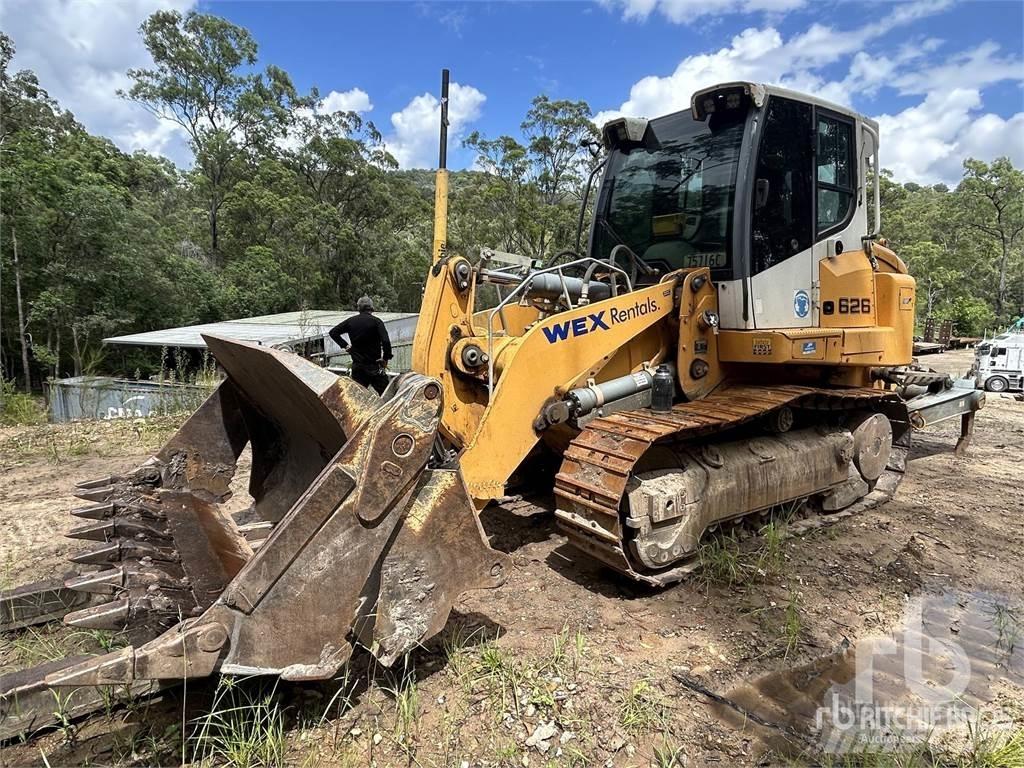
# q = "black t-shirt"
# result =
<box><xmin>329</xmin><ymin>312</ymin><xmax>393</xmax><ymax>368</ymax></box>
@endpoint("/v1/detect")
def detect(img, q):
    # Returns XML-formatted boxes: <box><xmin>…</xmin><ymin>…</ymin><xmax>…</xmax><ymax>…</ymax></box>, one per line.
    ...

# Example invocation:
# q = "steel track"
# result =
<box><xmin>554</xmin><ymin>384</ymin><xmax>911</xmax><ymax>585</ymax></box>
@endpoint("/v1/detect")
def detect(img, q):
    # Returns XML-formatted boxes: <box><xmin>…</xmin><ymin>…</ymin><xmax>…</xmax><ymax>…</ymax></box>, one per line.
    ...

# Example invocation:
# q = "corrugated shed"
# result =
<box><xmin>48</xmin><ymin>377</ymin><xmax>211</xmax><ymax>423</ymax></box>
<box><xmin>104</xmin><ymin>310</ymin><xmax>417</xmax><ymax>350</ymax></box>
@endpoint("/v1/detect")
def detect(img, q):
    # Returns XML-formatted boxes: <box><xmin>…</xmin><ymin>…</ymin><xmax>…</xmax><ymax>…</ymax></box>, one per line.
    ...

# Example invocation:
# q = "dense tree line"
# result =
<box><xmin>879</xmin><ymin>161</ymin><xmax>1023</xmax><ymax>335</ymax></box>
<box><xmin>1</xmin><ymin>10</ymin><xmax>1022</xmax><ymax>399</ymax></box>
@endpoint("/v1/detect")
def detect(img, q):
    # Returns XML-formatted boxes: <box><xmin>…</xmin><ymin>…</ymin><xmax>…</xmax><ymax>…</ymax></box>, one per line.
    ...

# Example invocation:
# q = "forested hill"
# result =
<box><xmin>1</xmin><ymin>11</ymin><xmax>1022</xmax><ymax>394</ymax></box>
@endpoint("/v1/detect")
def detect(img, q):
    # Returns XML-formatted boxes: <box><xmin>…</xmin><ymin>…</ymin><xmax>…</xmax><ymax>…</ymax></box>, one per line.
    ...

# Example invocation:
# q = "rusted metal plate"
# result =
<box><xmin>160</xmin><ymin>491</ymin><xmax>252</xmax><ymax>609</ymax></box>
<box><xmin>212</xmin><ymin>376</ymin><xmax>443</xmax><ymax>680</ymax></box>
<box><xmin>156</xmin><ymin>380</ymin><xmax>249</xmax><ymax>501</ymax></box>
<box><xmin>0</xmin><ymin>578</ymin><xmax>90</xmax><ymax>632</ymax></box>
<box><xmin>370</xmin><ymin>469</ymin><xmax>510</xmax><ymax>665</ymax></box>
<box><xmin>56</xmin><ymin>336</ymin><xmax>371</xmax><ymax>651</ymax></box>
<box><xmin>0</xmin><ymin>656</ymin><xmax>163</xmax><ymax>741</ymax></box>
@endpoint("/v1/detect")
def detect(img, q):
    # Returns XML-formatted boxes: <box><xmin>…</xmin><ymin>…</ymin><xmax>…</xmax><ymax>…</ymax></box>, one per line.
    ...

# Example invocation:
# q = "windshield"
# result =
<box><xmin>594</xmin><ymin>110</ymin><xmax>746</xmax><ymax>278</ymax></box>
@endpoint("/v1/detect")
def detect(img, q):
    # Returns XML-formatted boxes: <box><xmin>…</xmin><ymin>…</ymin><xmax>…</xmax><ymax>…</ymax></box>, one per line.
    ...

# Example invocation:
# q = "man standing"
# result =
<box><xmin>328</xmin><ymin>296</ymin><xmax>393</xmax><ymax>395</ymax></box>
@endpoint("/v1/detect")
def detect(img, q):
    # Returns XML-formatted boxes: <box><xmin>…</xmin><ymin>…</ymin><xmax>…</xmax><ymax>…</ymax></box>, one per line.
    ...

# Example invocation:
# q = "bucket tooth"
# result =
<box><xmin>71</xmin><ymin>502</ymin><xmax>116</xmax><ymax>520</ymax></box>
<box><xmin>67</xmin><ymin>520</ymin><xmax>115</xmax><ymax>542</ymax></box>
<box><xmin>65</xmin><ymin>598</ymin><xmax>130</xmax><ymax>630</ymax></box>
<box><xmin>72</xmin><ymin>467</ymin><xmax>161</xmax><ymax>503</ymax></box>
<box><xmin>65</xmin><ymin>568</ymin><xmax>126</xmax><ymax>595</ymax></box>
<box><xmin>69</xmin><ymin>539</ymin><xmax>178</xmax><ymax>566</ymax></box>
<box><xmin>73</xmin><ymin>485</ymin><xmax>117</xmax><ymax>503</ymax></box>
<box><xmin>67</xmin><ymin>518</ymin><xmax>172</xmax><ymax>543</ymax></box>
<box><xmin>76</xmin><ymin>476</ymin><xmax>117</xmax><ymax>491</ymax></box>
<box><xmin>70</xmin><ymin>542</ymin><xmax>120</xmax><ymax>565</ymax></box>
<box><xmin>63</xmin><ymin>594</ymin><xmax>184</xmax><ymax>633</ymax></box>
<box><xmin>65</xmin><ymin>565</ymin><xmax>188</xmax><ymax>595</ymax></box>
<box><xmin>0</xmin><ymin>577</ymin><xmax>92</xmax><ymax>631</ymax></box>
<box><xmin>114</xmin><ymin>518</ymin><xmax>171</xmax><ymax>541</ymax></box>
<box><xmin>70</xmin><ymin>501</ymin><xmax>165</xmax><ymax>521</ymax></box>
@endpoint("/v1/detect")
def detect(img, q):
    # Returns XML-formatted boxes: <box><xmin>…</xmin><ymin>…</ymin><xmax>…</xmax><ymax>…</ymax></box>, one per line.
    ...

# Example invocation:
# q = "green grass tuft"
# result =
<box><xmin>618</xmin><ymin>679</ymin><xmax>667</xmax><ymax>734</ymax></box>
<box><xmin>0</xmin><ymin>381</ymin><xmax>46</xmax><ymax>426</ymax></box>
<box><xmin>189</xmin><ymin>676</ymin><xmax>287</xmax><ymax>768</ymax></box>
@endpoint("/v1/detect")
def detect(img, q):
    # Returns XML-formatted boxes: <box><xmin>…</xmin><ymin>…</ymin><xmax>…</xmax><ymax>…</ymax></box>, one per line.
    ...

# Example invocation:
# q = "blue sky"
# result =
<box><xmin>4</xmin><ymin>0</ymin><xmax>1023</xmax><ymax>183</ymax></box>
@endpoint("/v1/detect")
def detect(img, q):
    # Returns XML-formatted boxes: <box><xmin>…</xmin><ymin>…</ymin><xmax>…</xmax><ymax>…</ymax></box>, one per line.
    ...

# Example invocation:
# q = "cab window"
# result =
<box><xmin>595</xmin><ymin>110</ymin><xmax>746</xmax><ymax>280</ymax></box>
<box><xmin>816</xmin><ymin>113</ymin><xmax>855</xmax><ymax>234</ymax></box>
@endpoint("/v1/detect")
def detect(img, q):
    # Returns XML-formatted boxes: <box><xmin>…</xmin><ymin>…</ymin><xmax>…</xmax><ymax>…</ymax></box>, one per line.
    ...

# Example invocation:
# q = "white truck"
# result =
<box><xmin>975</xmin><ymin>322</ymin><xmax>1024</xmax><ymax>392</ymax></box>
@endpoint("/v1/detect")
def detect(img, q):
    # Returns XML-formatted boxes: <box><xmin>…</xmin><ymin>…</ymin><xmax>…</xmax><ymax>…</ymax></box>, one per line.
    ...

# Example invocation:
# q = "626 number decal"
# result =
<box><xmin>839</xmin><ymin>297</ymin><xmax>871</xmax><ymax>313</ymax></box>
<box><xmin>824</xmin><ymin>297</ymin><xmax>872</xmax><ymax>315</ymax></box>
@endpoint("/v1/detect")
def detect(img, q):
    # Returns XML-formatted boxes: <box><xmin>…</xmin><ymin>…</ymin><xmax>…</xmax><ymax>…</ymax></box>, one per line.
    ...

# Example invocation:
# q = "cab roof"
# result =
<box><xmin>689</xmin><ymin>81</ymin><xmax>879</xmax><ymax>131</ymax></box>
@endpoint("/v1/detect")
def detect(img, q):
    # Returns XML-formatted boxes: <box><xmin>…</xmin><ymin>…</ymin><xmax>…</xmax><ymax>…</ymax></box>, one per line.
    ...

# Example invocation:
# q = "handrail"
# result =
<box><xmin>862</xmin><ymin>122</ymin><xmax>881</xmax><ymax>237</ymax></box>
<box><xmin>485</xmin><ymin>258</ymin><xmax>633</xmax><ymax>398</ymax></box>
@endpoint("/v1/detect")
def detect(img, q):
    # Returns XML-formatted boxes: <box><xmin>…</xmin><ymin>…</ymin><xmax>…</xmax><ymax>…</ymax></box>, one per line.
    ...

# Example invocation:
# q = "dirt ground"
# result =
<box><xmin>1</xmin><ymin>348</ymin><xmax>1021</xmax><ymax>767</ymax></box>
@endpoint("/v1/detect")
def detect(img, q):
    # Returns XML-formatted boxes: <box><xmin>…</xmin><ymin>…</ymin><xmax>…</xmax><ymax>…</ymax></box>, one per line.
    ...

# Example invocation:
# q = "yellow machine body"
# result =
<box><xmin>411</xmin><ymin>248</ymin><xmax>915</xmax><ymax>509</ymax></box>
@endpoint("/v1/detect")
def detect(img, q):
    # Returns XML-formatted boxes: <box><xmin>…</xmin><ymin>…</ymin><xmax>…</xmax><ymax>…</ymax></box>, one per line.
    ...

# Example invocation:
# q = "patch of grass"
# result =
<box><xmin>0</xmin><ymin>414</ymin><xmax>185</xmax><ymax>465</ymax></box>
<box><xmin>189</xmin><ymin>676</ymin><xmax>287</xmax><ymax>768</ymax></box>
<box><xmin>46</xmin><ymin>688</ymin><xmax>79</xmax><ymax>746</ymax></box>
<box><xmin>967</xmin><ymin>723</ymin><xmax>1024</xmax><ymax>768</ymax></box>
<box><xmin>696</xmin><ymin>503</ymin><xmax>806</xmax><ymax>587</ymax></box>
<box><xmin>617</xmin><ymin>679</ymin><xmax>667</xmax><ymax>734</ymax></box>
<box><xmin>758</xmin><ymin>519</ymin><xmax>787</xmax><ymax>575</ymax></box>
<box><xmin>311</xmin><ymin>665</ymin><xmax>356</xmax><ymax>734</ymax></box>
<box><xmin>493</xmin><ymin>741</ymin><xmax>520</xmax><ymax>761</ymax></box>
<box><xmin>0</xmin><ymin>381</ymin><xmax>46</xmax><ymax>426</ymax></box>
<box><xmin>653</xmin><ymin>740</ymin><xmax>686</xmax><ymax>767</ymax></box>
<box><xmin>112</xmin><ymin>723</ymin><xmax>183</xmax><ymax>766</ymax></box>
<box><xmin>697</xmin><ymin>532</ymin><xmax>742</xmax><ymax>587</ymax></box>
<box><xmin>573</xmin><ymin>626</ymin><xmax>587</xmax><ymax>658</ymax></box>
<box><xmin>380</xmin><ymin>663</ymin><xmax>420</xmax><ymax>748</ymax></box>
<box><xmin>443</xmin><ymin>623</ymin><xmax>485</xmax><ymax>691</ymax></box>
<box><xmin>543</xmin><ymin>623</ymin><xmax>587</xmax><ymax>680</ymax></box>
<box><xmin>4</xmin><ymin>626</ymin><xmax>117</xmax><ymax>669</ymax></box>
<box><xmin>475</xmin><ymin>639</ymin><xmax>525</xmax><ymax>714</ymax></box>
<box><xmin>990</xmin><ymin>603</ymin><xmax>1020</xmax><ymax>656</ymax></box>
<box><xmin>442</xmin><ymin>625</ymin><xmax>589</xmax><ymax>725</ymax></box>
<box><xmin>782</xmin><ymin>589</ymin><xmax>804</xmax><ymax>659</ymax></box>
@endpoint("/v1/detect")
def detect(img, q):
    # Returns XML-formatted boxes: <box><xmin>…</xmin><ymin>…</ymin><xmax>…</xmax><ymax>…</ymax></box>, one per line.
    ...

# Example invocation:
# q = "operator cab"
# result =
<box><xmin>594</xmin><ymin>82</ymin><xmax>879</xmax><ymax>331</ymax></box>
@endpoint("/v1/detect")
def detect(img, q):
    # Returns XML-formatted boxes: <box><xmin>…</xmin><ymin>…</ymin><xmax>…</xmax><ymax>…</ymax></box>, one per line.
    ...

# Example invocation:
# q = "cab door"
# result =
<box><xmin>748</xmin><ymin>96</ymin><xmax>814</xmax><ymax>328</ymax></box>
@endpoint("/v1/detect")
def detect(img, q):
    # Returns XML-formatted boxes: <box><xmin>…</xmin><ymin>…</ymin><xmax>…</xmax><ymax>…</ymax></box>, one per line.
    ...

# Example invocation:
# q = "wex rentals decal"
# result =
<box><xmin>542</xmin><ymin>298</ymin><xmax>660</xmax><ymax>344</ymax></box>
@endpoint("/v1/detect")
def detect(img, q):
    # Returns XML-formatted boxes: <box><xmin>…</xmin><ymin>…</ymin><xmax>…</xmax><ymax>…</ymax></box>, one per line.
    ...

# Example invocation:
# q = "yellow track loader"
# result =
<box><xmin>0</xmin><ymin>75</ymin><xmax>984</xmax><ymax>737</ymax></box>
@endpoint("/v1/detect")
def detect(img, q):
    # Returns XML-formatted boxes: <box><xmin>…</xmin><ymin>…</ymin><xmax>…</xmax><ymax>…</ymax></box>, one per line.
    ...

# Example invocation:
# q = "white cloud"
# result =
<box><xmin>595</xmin><ymin>0</ymin><xmax>954</xmax><ymax>126</ymax></box>
<box><xmin>608</xmin><ymin>0</ymin><xmax>950</xmax><ymax>25</ymax></box>
<box><xmin>608</xmin><ymin>0</ymin><xmax>807</xmax><ymax>24</ymax></box>
<box><xmin>277</xmin><ymin>88</ymin><xmax>374</xmax><ymax>153</ymax></box>
<box><xmin>893</xmin><ymin>41</ymin><xmax>1024</xmax><ymax>95</ymax></box>
<box><xmin>594</xmin><ymin>0</ymin><xmax>1022</xmax><ymax>183</ymax></box>
<box><xmin>3</xmin><ymin>0</ymin><xmax>196</xmax><ymax>165</ymax></box>
<box><xmin>385</xmin><ymin>82</ymin><xmax>486</xmax><ymax>168</ymax></box>
<box><xmin>319</xmin><ymin>88</ymin><xmax>373</xmax><ymax>114</ymax></box>
<box><xmin>876</xmin><ymin>89</ymin><xmax>1024</xmax><ymax>184</ymax></box>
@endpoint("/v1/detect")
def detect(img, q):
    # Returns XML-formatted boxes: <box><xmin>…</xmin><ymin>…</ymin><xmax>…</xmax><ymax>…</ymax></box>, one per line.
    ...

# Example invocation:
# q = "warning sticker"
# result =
<box><xmin>753</xmin><ymin>337</ymin><xmax>773</xmax><ymax>356</ymax></box>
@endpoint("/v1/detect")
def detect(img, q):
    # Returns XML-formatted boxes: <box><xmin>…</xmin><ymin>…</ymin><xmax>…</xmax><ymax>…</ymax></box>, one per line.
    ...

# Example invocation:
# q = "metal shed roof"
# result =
<box><xmin>104</xmin><ymin>310</ymin><xmax>417</xmax><ymax>349</ymax></box>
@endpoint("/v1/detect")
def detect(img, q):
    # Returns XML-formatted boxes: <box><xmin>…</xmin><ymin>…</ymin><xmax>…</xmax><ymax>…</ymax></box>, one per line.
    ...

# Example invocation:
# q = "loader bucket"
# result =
<box><xmin>46</xmin><ymin>336</ymin><xmax>509</xmax><ymax>687</ymax></box>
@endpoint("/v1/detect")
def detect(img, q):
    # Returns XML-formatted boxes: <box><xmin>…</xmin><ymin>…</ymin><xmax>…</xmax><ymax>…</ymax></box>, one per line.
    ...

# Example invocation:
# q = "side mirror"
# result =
<box><xmin>755</xmin><ymin>178</ymin><xmax>770</xmax><ymax>209</ymax></box>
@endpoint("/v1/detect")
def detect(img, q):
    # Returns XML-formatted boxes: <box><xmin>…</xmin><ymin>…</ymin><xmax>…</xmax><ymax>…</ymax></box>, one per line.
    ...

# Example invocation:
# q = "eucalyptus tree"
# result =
<box><xmin>122</xmin><ymin>10</ymin><xmax>312</xmax><ymax>259</ymax></box>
